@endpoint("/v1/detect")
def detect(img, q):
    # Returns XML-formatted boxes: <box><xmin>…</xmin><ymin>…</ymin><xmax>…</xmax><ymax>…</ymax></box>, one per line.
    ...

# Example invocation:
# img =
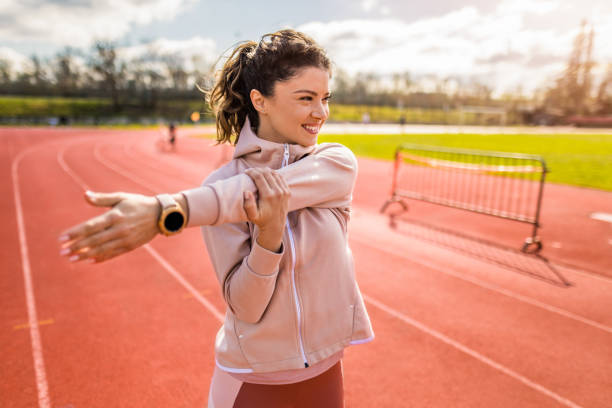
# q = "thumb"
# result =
<box><xmin>243</xmin><ymin>191</ymin><xmax>258</xmax><ymax>221</ymax></box>
<box><xmin>84</xmin><ymin>191</ymin><xmax>124</xmax><ymax>207</ymax></box>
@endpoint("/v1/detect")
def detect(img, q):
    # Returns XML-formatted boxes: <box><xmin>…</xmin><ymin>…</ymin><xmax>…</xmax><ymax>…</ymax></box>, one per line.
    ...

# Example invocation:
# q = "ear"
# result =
<box><xmin>250</xmin><ymin>89</ymin><xmax>266</xmax><ymax>114</ymax></box>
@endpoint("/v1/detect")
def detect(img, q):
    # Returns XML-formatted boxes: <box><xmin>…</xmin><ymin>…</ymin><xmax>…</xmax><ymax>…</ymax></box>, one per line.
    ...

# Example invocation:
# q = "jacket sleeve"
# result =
<box><xmin>181</xmin><ymin>143</ymin><xmax>357</xmax><ymax>227</ymax></box>
<box><xmin>203</xmin><ymin>220</ymin><xmax>284</xmax><ymax>324</ymax></box>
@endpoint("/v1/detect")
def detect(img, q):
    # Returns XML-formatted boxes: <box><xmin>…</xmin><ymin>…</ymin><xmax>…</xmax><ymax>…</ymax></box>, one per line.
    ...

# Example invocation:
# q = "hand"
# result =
<box><xmin>243</xmin><ymin>168</ymin><xmax>290</xmax><ymax>252</ymax></box>
<box><xmin>58</xmin><ymin>191</ymin><xmax>161</xmax><ymax>263</ymax></box>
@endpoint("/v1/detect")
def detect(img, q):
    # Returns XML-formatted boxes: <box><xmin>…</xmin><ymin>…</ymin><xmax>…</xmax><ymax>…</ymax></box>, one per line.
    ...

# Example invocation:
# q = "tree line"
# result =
<box><xmin>1</xmin><ymin>21</ymin><xmax>611</xmax><ymax>123</ymax></box>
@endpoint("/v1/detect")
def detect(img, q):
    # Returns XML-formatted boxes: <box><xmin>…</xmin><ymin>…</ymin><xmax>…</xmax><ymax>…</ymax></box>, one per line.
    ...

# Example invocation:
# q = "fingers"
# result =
<box><xmin>61</xmin><ymin>220</ymin><xmax>128</xmax><ymax>257</ymax></box>
<box><xmin>84</xmin><ymin>191</ymin><xmax>125</xmax><ymax>207</ymax></box>
<box><xmin>245</xmin><ymin>168</ymin><xmax>273</xmax><ymax>197</ymax></box>
<box><xmin>59</xmin><ymin>210</ymin><xmax>121</xmax><ymax>244</ymax></box>
<box><xmin>243</xmin><ymin>191</ymin><xmax>258</xmax><ymax>221</ymax></box>
<box><xmin>74</xmin><ymin>237</ymin><xmax>131</xmax><ymax>263</ymax></box>
<box><xmin>271</xmin><ymin>171</ymin><xmax>290</xmax><ymax>195</ymax></box>
<box><xmin>244</xmin><ymin>168</ymin><xmax>290</xmax><ymax>198</ymax></box>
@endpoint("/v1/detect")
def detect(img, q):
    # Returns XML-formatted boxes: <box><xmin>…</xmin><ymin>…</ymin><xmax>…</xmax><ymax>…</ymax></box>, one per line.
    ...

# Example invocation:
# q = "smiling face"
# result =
<box><xmin>250</xmin><ymin>66</ymin><xmax>331</xmax><ymax>147</ymax></box>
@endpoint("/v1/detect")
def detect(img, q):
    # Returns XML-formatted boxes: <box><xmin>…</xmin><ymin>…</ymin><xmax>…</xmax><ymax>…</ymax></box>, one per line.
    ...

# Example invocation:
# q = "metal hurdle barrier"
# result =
<box><xmin>380</xmin><ymin>144</ymin><xmax>548</xmax><ymax>254</ymax></box>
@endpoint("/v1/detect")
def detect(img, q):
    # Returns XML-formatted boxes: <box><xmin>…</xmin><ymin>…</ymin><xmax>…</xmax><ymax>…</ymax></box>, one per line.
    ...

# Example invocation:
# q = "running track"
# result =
<box><xmin>2</xmin><ymin>127</ymin><xmax>611</xmax><ymax>407</ymax></box>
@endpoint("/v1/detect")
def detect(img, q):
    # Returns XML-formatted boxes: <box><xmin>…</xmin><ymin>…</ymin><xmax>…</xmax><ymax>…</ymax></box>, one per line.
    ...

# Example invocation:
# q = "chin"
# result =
<box><xmin>299</xmin><ymin>136</ymin><xmax>318</xmax><ymax>147</ymax></box>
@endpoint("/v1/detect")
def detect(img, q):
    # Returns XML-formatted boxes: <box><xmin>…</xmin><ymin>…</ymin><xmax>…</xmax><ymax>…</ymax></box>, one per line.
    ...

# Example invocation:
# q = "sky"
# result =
<box><xmin>1</xmin><ymin>0</ymin><xmax>612</xmax><ymax>96</ymax></box>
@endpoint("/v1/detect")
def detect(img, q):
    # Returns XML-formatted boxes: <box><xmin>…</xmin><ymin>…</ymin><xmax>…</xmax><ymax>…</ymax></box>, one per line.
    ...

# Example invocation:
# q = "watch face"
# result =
<box><xmin>164</xmin><ymin>211</ymin><xmax>185</xmax><ymax>232</ymax></box>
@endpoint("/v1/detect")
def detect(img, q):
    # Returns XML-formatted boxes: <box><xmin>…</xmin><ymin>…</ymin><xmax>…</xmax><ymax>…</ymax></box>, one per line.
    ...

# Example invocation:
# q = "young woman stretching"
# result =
<box><xmin>60</xmin><ymin>29</ymin><xmax>374</xmax><ymax>407</ymax></box>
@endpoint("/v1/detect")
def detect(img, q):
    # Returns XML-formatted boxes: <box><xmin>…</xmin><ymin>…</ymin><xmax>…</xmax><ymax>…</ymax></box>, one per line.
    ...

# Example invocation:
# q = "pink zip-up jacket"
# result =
<box><xmin>180</xmin><ymin>118</ymin><xmax>374</xmax><ymax>373</ymax></box>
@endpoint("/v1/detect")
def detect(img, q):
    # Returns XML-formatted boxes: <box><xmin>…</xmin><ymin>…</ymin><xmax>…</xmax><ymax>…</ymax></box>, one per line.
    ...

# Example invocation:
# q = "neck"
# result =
<box><xmin>256</xmin><ymin>117</ymin><xmax>290</xmax><ymax>144</ymax></box>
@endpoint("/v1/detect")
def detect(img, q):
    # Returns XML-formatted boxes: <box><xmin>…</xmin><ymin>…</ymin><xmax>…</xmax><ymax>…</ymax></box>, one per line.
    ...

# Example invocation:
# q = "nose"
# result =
<box><xmin>311</xmin><ymin>101</ymin><xmax>328</xmax><ymax>121</ymax></box>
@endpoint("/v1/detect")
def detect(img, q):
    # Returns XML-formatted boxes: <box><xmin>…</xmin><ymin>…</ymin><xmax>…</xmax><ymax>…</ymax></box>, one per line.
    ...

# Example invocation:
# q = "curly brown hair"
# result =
<box><xmin>206</xmin><ymin>29</ymin><xmax>331</xmax><ymax>145</ymax></box>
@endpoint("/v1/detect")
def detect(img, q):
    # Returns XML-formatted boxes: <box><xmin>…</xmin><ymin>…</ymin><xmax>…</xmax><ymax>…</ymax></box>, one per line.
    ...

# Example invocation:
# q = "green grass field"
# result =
<box><xmin>1</xmin><ymin>96</ymin><xmax>506</xmax><ymax>125</ymax></box>
<box><xmin>317</xmin><ymin>133</ymin><xmax>612</xmax><ymax>191</ymax></box>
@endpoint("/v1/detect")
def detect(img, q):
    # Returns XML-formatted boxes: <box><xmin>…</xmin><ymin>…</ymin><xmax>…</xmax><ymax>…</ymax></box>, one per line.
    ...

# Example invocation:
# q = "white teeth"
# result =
<box><xmin>303</xmin><ymin>125</ymin><xmax>318</xmax><ymax>133</ymax></box>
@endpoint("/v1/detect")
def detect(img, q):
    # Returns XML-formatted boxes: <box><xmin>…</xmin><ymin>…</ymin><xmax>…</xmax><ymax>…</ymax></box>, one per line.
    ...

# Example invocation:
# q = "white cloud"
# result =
<box><xmin>0</xmin><ymin>35</ymin><xmax>218</xmax><ymax>87</ymax></box>
<box><xmin>0</xmin><ymin>47</ymin><xmax>29</xmax><ymax>73</ymax></box>
<box><xmin>497</xmin><ymin>0</ymin><xmax>559</xmax><ymax>15</ymax></box>
<box><xmin>118</xmin><ymin>36</ymin><xmax>219</xmax><ymax>72</ymax></box>
<box><xmin>361</xmin><ymin>0</ymin><xmax>379</xmax><ymax>13</ymax></box>
<box><xmin>299</xmin><ymin>3</ymin><xmax>612</xmax><ymax>96</ymax></box>
<box><xmin>0</xmin><ymin>0</ymin><xmax>197</xmax><ymax>47</ymax></box>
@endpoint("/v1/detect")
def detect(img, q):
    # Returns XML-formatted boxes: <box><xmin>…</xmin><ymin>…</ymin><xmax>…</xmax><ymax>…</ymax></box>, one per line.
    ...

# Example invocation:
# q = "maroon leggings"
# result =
<box><xmin>208</xmin><ymin>361</ymin><xmax>344</xmax><ymax>407</ymax></box>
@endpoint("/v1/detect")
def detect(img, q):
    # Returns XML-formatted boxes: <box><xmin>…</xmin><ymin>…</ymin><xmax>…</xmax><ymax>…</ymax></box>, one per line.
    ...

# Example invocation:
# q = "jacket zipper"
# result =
<box><xmin>282</xmin><ymin>144</ymin><xmax>309</xmax><ymax>368</ymax></box>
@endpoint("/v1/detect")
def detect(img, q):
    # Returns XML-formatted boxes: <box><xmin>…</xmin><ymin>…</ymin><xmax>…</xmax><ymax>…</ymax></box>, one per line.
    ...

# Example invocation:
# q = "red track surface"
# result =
<box><xmin>2</xmin><ymin>127</ymin><xmax>611</xmax><ymax>408</ymax></box>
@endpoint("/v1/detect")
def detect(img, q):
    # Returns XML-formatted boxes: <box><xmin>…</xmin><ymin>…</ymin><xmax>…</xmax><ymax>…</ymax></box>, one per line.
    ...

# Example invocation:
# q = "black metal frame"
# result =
<box><xmin>380</xmin><ymin>144</ymin><xmax>548</xmax><ymax>254</ymax></box>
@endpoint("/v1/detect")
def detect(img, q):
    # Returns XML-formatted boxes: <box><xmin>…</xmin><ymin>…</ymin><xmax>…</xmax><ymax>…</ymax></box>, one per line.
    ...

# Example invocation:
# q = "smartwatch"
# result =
<box><xmin>155</xmin><ymin>194</ymin><xmax>187</xmax><ymax>236</ymax></box>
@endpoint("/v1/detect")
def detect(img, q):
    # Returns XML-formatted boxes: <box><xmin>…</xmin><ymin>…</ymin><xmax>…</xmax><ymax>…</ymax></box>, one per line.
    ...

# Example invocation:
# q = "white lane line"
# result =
<box><xmin>124</xmin><ymin>141</ymin><xmax>196</xmax><ymax>186</ymax></box>
<box><xmin>363</xmin><ymin>295</ymin><xmax>583</xmax><ymax>408</ymax></box>
<box><xmin>350</xmin><ymin>235</ymin><xmax>612</xmax><ymax>335</ymax></box>
<box><xmin>590</xmin><ymin>212</ymin><xmax>612</xmax><ymax>223</ymax></box>
<box><xmin>58</xmin><ymin>142</ymin><xmax>90</xmax><ymax>190</ymax></box>
<box><xmin>143</xmin><ymin>245</ymin><xmax>224</xmax><ymax>321</ymax></box>
<box><xmin>12</xmin><ymin>146</ymin><xmax>52</xmax><ymax>408</ymax></box>
<box><xmin>93</xmin><ymin>142</ymin><xmax>160</xmax><ymax>193</ymax></box>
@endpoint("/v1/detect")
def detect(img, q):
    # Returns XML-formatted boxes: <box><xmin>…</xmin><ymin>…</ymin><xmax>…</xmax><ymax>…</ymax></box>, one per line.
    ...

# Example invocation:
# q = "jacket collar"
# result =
<box><xmin>233</xmin><ymin>117</ymin><xmax>316</xmax><ymax>168</ymax></box>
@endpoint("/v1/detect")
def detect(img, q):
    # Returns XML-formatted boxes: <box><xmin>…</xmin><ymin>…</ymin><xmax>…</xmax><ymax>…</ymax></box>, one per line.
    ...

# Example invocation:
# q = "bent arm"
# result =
<box><xmin>205</xmin><ymin>222</ymin><xmax>283</xmax><ymax>324</ymax></box>
<box><xmin>181</xmin><ymin>143</ymin><xmax>357</xmax><ymax>227</ymax></box>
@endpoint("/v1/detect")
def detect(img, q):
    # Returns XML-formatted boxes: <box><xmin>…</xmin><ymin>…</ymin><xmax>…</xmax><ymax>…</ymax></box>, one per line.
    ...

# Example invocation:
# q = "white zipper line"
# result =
<box><xmin>363</xmin><ymin>294</ymin><xmax>584</xmax><ymax>408</ymax></box>
<box><xmin>283</xmin><ymin>144</ymin><xmax>309</xmax><ymax>367</ymax></box>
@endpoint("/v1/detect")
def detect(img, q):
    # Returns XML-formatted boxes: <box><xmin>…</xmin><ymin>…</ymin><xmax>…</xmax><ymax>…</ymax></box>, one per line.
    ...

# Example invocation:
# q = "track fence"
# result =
<box><xmin>380</xmin><ymin>144</ymin><xmax>548</xmax><ymax>254</ymax></box>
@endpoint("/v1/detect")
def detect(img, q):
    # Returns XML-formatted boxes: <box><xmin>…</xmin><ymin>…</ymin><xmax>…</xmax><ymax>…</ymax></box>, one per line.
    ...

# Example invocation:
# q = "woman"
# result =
<box><xmin>60</xmin><ymin>29</ymin><xmax>374</xmax><ymax>407</ymax></box>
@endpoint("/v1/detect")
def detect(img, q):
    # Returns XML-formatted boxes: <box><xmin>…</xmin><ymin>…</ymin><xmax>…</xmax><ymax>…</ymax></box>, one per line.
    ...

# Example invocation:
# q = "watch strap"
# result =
<box><xmin>155</xmin><ymin>194</ymin><xmax>186</xmax><ymax>236</ymax></box>
<box><xmin>156</xmin><ymin>193</ymin><xmax>177</xmax><ymax>209</ymax></box>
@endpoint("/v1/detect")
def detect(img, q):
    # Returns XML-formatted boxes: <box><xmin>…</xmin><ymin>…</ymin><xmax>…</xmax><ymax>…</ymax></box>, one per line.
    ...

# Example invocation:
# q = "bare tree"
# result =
<box><xmin>0</xmin><ymin>59</ymin><xmax>12</xmax><ymax>86</ymax></box>
<box><xmin>596</xmin><ymin>63</ymin><xmax>612</xmax><ymax>114</ymax></box>
<box><xmin>90</xmin><ymin>41</ymin><xmax>126</xmax><ymax>111</ymax></box>
<box><xmin>547</xmin><ymin>20</ymin><xmax>595</xmax><ymax>115</ymax></box>
<box><xmin>163</xmin><ymin>54</ymin><xmax>188</xmax><ymax>91</ymax></box>
<box><xmin>53</xmin><ymin>48</ymin><xmax>81</xmax><ymax>96</ymax></box>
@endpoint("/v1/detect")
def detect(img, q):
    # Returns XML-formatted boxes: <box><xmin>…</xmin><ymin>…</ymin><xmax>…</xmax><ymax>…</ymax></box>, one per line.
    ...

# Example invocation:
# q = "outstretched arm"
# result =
<box><xmin>59</xmin><ymin>143</ymin><xmax>356</xmax><ymax>264</ymax></box>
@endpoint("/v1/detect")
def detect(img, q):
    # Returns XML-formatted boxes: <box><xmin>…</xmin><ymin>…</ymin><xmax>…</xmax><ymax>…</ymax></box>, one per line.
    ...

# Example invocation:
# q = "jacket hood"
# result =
<box><xmin>232</xmin><ymin>116</ymin><xmax>317</xmax><ymax>167</ymax></box>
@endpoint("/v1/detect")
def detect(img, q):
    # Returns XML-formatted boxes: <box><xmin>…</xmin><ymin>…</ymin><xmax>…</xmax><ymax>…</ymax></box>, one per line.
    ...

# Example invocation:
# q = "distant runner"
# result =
<box><xmin>168</xmin><ymin>122</ymin><xmax>177</xmax><ymax>152</ymax></box>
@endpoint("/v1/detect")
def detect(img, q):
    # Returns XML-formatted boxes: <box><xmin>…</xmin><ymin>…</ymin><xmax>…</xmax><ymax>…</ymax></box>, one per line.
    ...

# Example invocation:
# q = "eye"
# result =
<box><xmin>300</xmin><ymin>96</ymin><xmax>312</xmax><ymax>101</ymax></box>
<box><xmin>323</xmin><ymin>95</ymin><xmax>332</xmax><ymax>102</ymax></box>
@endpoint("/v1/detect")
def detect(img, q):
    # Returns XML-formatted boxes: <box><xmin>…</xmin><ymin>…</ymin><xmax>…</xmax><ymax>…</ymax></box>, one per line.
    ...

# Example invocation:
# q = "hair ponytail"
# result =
<box><xmin>205</xmin><ymin>29</ymin><xmax>331</xmax><ymax>145</ymax></box>
<box><xmin>207</xmin><ymin>41</ymin><xmax>257</xmax><ymax>145</ymax></box>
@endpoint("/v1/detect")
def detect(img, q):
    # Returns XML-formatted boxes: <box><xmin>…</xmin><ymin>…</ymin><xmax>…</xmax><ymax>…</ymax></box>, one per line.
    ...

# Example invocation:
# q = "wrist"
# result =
<box><xmin>256</xmin><ymin>227</ymin><xmax>283</xmax><ymax>253</ymax></box>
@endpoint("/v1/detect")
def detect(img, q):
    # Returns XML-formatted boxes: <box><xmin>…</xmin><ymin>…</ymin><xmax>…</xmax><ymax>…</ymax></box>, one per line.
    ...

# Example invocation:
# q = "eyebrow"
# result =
<box><xmin>293</xmin><ymin>90</ymin><xmax>331</xmax><ymax>96</ymax></box>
